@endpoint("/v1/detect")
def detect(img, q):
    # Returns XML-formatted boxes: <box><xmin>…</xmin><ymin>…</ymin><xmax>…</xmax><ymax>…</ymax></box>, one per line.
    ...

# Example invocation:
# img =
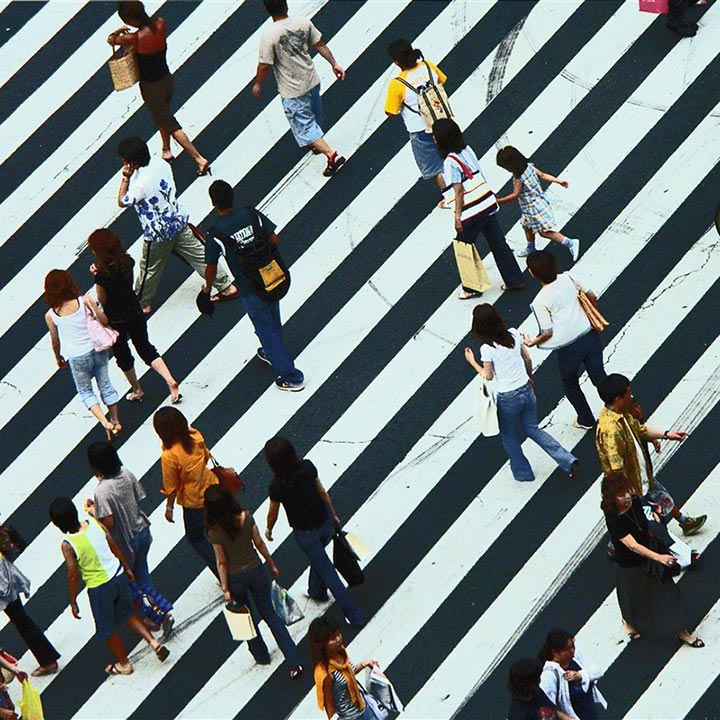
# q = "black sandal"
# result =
<box><xmin>682</xmin><ymin>637</ymin><xmax>705</xmax><ymax>648</ymax></box>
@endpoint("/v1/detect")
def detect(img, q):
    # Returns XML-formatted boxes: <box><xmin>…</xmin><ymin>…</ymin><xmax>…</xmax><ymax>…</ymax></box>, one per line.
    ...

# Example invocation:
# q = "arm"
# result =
<box><xmin>251</xmin><ymin>523</ymin><xmax>279</xmax><ymax>578</ymax></box>
<box><xmin>45</xmin><ymin>311</ymin><xmax>67</xmax><ymax>369</ymax></box>
<box><xmin>536</xmin><ymin>168</ymin><xmax>569</xmax><ymax>188</ymax></box>
<box><xmin>353</xmin><ymin>659</ymin><xmax>378</xmax><ymax>673</ymax></box>
<box><xmin>314</xmin><ymin>40</ymin><xmax>345</xmax><ymax>80</ymax></box>
<box><xmin>265</xmin><ymin>500</ymin><xmax>280</xmax><ymax>541</ymax></box>
<box><xmin>618</xmin><ymin>533</ymin><xmax>676</xmax><ymax>566</ymax></box>
<box><xmin>453</xmin><ymin>183</ymin><xmax>464</xmax><ymax>234</ymax></box>
<box><xmin>204</xmin><ymin>264</ymin><xmax>218</xmax><ymax>294</ymax></box>
<box><xmin>462</xmin><ymin>347</ymin><xmax>492</xmax><ymax>380</ymax></box>
<box><xmin>268</xmin><ymin>232</ymin><xmax>280</xmax><ymax>247</ymax></box>
<box><xmin>107</xmin><ymin>26</ymin><xmax>133</xmax><ymax>46</ymax></box>
<box><xmin>117</xmin><ymin>164</ymin><xmax>135</xmax><ymax>207</ymax></box>
<box><xmin>96</xmin><ymin>513</ymin><xmax>115</xmax><ymax>531</ymax></box>
<box><xmin>496</xmin><ymin>177</ymin><xmax>522</xmax><ymax>205</ymax></box>
<box><xmin>213</xmin><ymin>542</ymin><xmax>231</xmax><ymax>601</ymax></box>
<box><xmin>94</xmin><ymin>283</ymin><xmax>108</xmax><ymax>307</ymax></box>
<box><xmin>523</xmin><ymin>329</ymin><xmax>553</xmax><ymax>348</ymax></box>
<box><xmin>100</xmin><ymin>523</ymin><xmax>134</xmax><ymax>580</ymax></box>
<box><xmin>252</xmin><ymin>63</ymin><xmax>272</xmax><ymax>97</ymax></box>
<box><xmin>520</xmin><ymin>343</ymin><xmax>534</xmax><ymax>380</ymax></box>
<box><xmin>644</xmin><ymin>426</ymin><xmax>688</xmax><ymax>442</ymax></box>
<box><xmin>315</xmin><ymin>477</ymin><xmax>340</xmax><ymax>528</ymax></box>
<box><xmin>61</xmin><ymin>541</ymin><xmax>82</xmax><ymax>619</ymax></box>
<box><xmin>160</xmin><ymin>453</ymin><xmax>181</xmax><ymax>522</ymax></box>
<box><xmin>84</xmin><ymin>295</ymin><xmax>110</xmax><ymax>326</ymax></box>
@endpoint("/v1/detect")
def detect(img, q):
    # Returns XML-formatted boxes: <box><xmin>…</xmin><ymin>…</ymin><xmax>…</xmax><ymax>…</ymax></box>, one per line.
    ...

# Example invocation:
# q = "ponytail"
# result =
<box><xmin>388</xmin><ymin>39</ymin><xmax>424</xmax><ymax>70</ymax></box>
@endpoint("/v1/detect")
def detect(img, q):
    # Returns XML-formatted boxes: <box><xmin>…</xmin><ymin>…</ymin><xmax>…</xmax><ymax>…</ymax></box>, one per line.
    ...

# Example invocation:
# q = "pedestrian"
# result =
<box><xmin>204</xmin><ymin>484</ymin><xmax>303</xmax><ymax>678</ymax></box>
<box><xmin>86</xmin><ymin>441</ymin><xmax>174</xmax><ymax>638</ymax></box>
<box><xmin>507</xmin><ymin>658</ymin><xmax>560</xmax><ymax>720</ymax></box>
<box><xmin>48</xmin><ymin>497</ymin><xmax>169</xmax><ymax>676</ymax></box>
<box><xmin>116</xmin><ymin>136</ymin><xmax>237</xmax><ymax>314</ymax></box>
<box><xmin>495</xmin><ymin>145</ymin><xmax>580</xmax><ymax>261</ymax></box>
<box><xmin>538</xmin><ymin>629</ymin><xmax>606</xmax><ymax>720</ymax></box>
<box><xmin>523</xmin><ymin>250</ymin><xmax>606</xmax><ymax>430</ymax></box>
<box><xmin>667</xmin><ymin>0</ymin><xmax>703</xmax><ymax>37</ymax></box>
<box><xmin>264</xmin><ymin>437</ymin><xmax>365</xmax><ymax>627</ymax></box>
<box><xmin>253</xmin><ymin>0</ymin><xmax>347</xmax><ymax>178</ymax></box>
<box><xmin>464</xmin><ymin>304</ymin><xmax>577</xmax><ymax>482</ymax></box>
<box><xmin>87</xmin><ymin>228</ymin><xmax>181</xmax><ymax>404</ymax></box>
<box><xmin>203</xmin><ymin>179</ymin><xmax>304</xmax><ymax>392</ymax></box>
<box><xmin>596</xmin><ymin>373</ymin><xmax>706</xmax><ymax>537</ymax></box>
<box><xmin>432</xmin><ymin>118</ymin><xmax>525</xmax><ymax>298</ymax></box>
<box><xmin>153</xmin><ymin>407</ymin><xmax>219</xmax><ymax>576</ymax></box>
<box><xmin>107</xmin><ymin>1</ymin><xmax>210</xmax><ymax>174</ymax></box>
<box><xmin>600</xmin><ymin>473</ymin><xmax>704</xmax><ymax>647</ymax></box>
<box><xmin>0</xmin><ymin>663</ymin><xmax>20</xmax><ymax>720</ymax></box>
<box><xmin>43</xmin><ymin>269</ymin><xmax>121</xmax><ymax>441</ymax></box>
<box><xmin>0</xmin><ymin>551</ymin><xmax>59</xmax><ymax>677</ymax></box>
<box><xmin>384</xmin><ymin>39</ymin><xmax>446</xmax><ymax>190</ymax></box>
<box><xmin>309</xmin><ymin>616</ymin><xmax>378</xmax><ymax>720</ymax></box>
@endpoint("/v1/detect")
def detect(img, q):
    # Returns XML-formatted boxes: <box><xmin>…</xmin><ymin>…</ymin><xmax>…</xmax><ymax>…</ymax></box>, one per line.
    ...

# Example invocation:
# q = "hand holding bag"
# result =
<box><xmin>639</xmin><ymin>0</ymin><xmax>669</xmax><ymax>13</ymax></box>
<box><xmin>270</xmin><ymin>581</ymin><xmax>305</xmax><ymax>626</ymax></box>
<box><xmin>452</xmin><ymin>240</ymin><xmax>492</xmax><ymax>294</ymax></box>
<box><xmin>83</xmin><ymin>297</ymin><xmax>119</xmax><ymax>351</ymax></box>
<box><xmin>209</xmin><ymin>455</ymin><xmax>244</xmax><ymax>494</ymax></box>
<box><xmin>223</xmin><ymin>601</ymin><xmax>257</xmax><ymax>641</ymax></box>
<box><xmin>569</xmin><ymin>277</ymin><xmax>609</xmax><ymax>333</ymax></box>
<box><xmin>366</xmin><ymin>664</ymin><xmax>404</xmax><ymax>718</ymax></box>
<box><xmin>332</xmin><ymin>531</ymin><xmax>364</xmax><ymax>587</ymax></box>
<box><xmin>20</xmin><ymin>678</ymin><xmax>45</xmax><ymax>720</ymax></box>
<box><xmin>475</xmin><ymin>374</ymin><xmax>499</xmax><ymax>437</ymax></box>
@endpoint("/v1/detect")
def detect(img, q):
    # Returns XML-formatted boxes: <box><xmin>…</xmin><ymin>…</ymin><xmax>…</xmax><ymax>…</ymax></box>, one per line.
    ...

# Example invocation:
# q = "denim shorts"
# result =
<box><xmin>88</xmin><ymin>571</ymin><xmax>134</xmax><ymax>640</ymax></box>
<box><xmin>281</xmin><ymin>84</ymin><xmax>324</xmax><ymax>147</ymax></box>
<box><xmin>68</xmin><ymin>349</ymin><xmax>119</xmax><ymax>409</ymax></box>
<box><xmin>409</xmin><ymin>130</ymin><xmax>444</xmax><ymax>180</ymax></box>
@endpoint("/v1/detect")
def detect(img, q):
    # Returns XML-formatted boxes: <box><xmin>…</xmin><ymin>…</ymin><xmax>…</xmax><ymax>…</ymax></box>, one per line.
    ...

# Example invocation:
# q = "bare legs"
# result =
<box><xmin>123</xmin><ymin>358</ymin><xmax>181</xmax><ymax>403</ymax></box>
<box><xmin>308</xmin><ymin>137</ymin><xmax>335</xmax><ymax>159</ymax></box>
<box><xmin>89</xmin><ymin>403</ymin><xmax>121</xmax><ymax>441</ymax></box>
<box><xmin>170</xmin><ymin>129</ymin><xmax>209</xmax><ymax>174</ymax></box>
<box><xmin>104</xmin><ymin>614</ymin><xmax>168</xmax><ymax>675</ymax></box>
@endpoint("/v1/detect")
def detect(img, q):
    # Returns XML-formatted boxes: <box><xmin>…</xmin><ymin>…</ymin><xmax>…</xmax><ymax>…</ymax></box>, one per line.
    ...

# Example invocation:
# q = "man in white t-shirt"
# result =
<box><xmin>253</xmin><ymin>0</ymin><xmax>347</xmax><ymax>178</ymax></box>
<box><xmin>523</xmin><ymin>250</ymin><xmax>607</xmax><ymax>429</ymax></box>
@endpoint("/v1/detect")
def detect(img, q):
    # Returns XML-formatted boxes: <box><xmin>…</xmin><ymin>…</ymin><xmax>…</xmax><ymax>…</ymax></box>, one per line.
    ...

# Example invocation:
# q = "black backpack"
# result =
<box><xmin>212</xmin><ymin>207</ymin><xmax>290</xmax><ymax>302</ymax></box>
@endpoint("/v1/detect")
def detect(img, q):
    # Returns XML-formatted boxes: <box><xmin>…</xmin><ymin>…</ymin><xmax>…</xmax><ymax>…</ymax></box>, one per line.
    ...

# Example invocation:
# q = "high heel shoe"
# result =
<box><xmin>197</xmin><ymin>162</ymin><xmax>212</xmax><ymax>177</ymax></box>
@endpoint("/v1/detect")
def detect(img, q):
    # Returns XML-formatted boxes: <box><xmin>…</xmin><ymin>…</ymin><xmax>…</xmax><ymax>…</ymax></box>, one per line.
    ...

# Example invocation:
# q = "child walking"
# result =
<box><xmin>496</xmin><ymin>146</ymin><xmax>580</xmax><ymax>262</ymax></box>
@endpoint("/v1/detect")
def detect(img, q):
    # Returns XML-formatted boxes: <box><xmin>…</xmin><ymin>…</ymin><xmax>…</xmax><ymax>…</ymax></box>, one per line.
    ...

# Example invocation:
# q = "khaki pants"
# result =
<box><xmin>135</xmin><ymin>225</ymin><xmax>232</xmax><ymax>307</ymax></box>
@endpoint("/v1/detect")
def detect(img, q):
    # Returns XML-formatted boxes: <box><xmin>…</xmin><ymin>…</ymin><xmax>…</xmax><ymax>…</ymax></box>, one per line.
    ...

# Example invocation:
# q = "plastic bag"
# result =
<box><xmin>271</xmin><ymin>581</ymin><xmax>305</xmax><ymax>626</ymax></box>
<box><xmin>20</xmin><ymin>678</ymin><xmax>45</xmax><ymax>720</ymax></box>
<box><xmin>366</xmin><ymin>664</ymin><xmax>404</xmax><ymax>718</ymax></box>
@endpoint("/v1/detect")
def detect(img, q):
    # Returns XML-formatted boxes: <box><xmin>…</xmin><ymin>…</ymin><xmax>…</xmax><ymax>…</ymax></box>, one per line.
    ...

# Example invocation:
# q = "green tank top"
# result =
<box><xmin>64</xmin><ymin>517</ymin><xmax>120</xmax><ymax>589</ymax></box>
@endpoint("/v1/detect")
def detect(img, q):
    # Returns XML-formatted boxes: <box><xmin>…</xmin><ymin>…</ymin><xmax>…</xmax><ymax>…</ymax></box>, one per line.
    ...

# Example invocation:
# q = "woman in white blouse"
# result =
<box><xmin>464</xmin><ymin>303</ymin><xmax>577</xmax><ymax>482</ymax></box>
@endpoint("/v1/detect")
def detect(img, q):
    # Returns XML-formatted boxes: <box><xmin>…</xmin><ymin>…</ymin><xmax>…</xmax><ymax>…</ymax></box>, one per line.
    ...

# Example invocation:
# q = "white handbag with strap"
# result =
<box><xmin>475</xmin><ymin>375</ymin><xmax>499</xmax><ymax>437</ymax></box>
<box><xmin>223</xmin><ymin>601</ymin><xmax>257</xmax><ymax>641</ymax></box>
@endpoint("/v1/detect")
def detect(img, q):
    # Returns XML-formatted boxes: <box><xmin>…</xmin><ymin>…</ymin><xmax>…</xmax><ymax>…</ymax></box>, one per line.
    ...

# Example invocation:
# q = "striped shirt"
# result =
<box><xmin>331</xmin><ymin>666</ymin><xmax>364</xmax><ymax>720</ymax></box>
<box><xmin>442</xmin><ymin>146</ymin><xmax>499</xmax><ymax>222</ymax></box>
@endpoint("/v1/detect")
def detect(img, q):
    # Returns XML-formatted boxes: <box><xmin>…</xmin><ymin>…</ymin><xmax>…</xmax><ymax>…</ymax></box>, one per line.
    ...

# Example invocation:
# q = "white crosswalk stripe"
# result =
<box><xmin>1</xmin><ymin>1</ymin><xmax>719</xmax><ymax>719</ymax></box>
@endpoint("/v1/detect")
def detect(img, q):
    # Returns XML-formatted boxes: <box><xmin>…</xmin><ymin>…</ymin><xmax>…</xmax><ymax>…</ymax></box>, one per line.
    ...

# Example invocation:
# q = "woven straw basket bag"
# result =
<box><xmin>108</xmin><ymin>45</ymin><xmax>139</xmax><ymax>91</ymax></box>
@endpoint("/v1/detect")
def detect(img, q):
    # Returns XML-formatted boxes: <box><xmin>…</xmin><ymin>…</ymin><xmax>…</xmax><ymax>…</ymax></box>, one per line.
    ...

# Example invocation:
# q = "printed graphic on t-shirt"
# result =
<box><xmin>278</xmin><ymin>28</ymin><xmax>308</xmax><ymax>58</ymax></box>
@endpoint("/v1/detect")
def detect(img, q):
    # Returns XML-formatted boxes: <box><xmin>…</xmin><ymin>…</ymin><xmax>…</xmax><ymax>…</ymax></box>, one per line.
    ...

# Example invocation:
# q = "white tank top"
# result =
<box><xmin>52</xmin><ymin>297</ymin><xmax>94</xmax><ymax>358</ymax></box>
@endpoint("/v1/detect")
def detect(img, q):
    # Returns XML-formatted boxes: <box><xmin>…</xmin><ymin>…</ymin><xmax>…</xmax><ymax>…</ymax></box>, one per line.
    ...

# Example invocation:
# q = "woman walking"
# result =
<box><xmin>464</xmin><ymin>304</ymin><xmax>577</xmax><ymax>482</ymax></box>
<box><xmin>153</xmin><ymin>407</ymin><xmax>218</xmax><ymax>575</ymax></box>
<box><xmin>44</xmin><ymin>269</ymin><xmax>121</xmax><ymax>441</ymax></box>
<box><xmin>88</xmin><ymin>228</ymin><xmax>181</xmax><ymax>404</ymax></box>
<box><xmin>310</xmin><ymin>616</ymin><xmax>378</xmax><ymax>720</ymax></box>
<box><xmin>496</xmin><ymin>145</ymin><xmax>580</xmax><ymax>261</ymax></box>
<box><xmin>384</xmin><ymin>39</ymin><xmax>446</xmax><ymax>190</ymax></box>
<box><xmin>507</xmin><ymin>658</ymin><xmax>561</xmax><ymax>720</ymax></box>
<box><xmin>264</xmin><ymin>437</ymin><xmax>365</xmax><ymax>627</ymax></box>
<box><xmin>538</xmin><ymin>629</ymin><xmax>606</xmax><ymax>720</ymax></box>
<box><xmin>0</xmin><ymin>551</ymin><xmax>60</xmax><ymax>677</ymax></box>
<box><xmin>433</xmin><ymin>118</ymin><xmax>525</xmax><ymax>298</ymax></box>
<box><xmin>601</xmin><ymin>472</ymin><xmax>704</xmax><ymax>646</ymax></box>
<box><xmin>107</xmin><ymin>1</ymin><xmax>210</xmax><ymax>175</ymax></box>
<box><xmin>204</xmin><ymin>485</ymin><xmax>302</xmax><ymax>678</ymax></box>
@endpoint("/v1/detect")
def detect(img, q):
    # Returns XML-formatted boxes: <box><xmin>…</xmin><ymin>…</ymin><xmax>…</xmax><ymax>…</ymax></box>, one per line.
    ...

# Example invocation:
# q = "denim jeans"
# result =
<box><xmin>496</xmin><ymin>383</ymin><xmax>577</xmax><ymax>482</ymax></box>
<box><xmin>281</xmin><ymin>83</ymin><xmax>324</xmax><ymax>146</ymax></box>
<box><xmin>557</xmin><ymin>330</ymin><xmax>606</xmax><ymax>427</ymax></box>
<box><xmin>67</xmin><ymin>349</ymin><xmax>119</xmax><ymax>409</ymax></box>
<box><xmin>242</xmin><ymin>293</ymin><xmax>303</xmax><ymax>384</ymax></box>
<box><xmin>182</xmin><ymin>507</ymin><xmax>218</xmax><ymax>577</ymax></box>
<box><xmin>293</xmin><ymin>518</ymin><xmax>365</xmax><ymax>626</ymax></box>
<box><xmin>457</xmin><ymin>212</ymin><xmax>524</xmax><ymax>289</ymax></box>
<box><xmin>228</xmin><ymin>563</ymin><xmax>301</xmax><ymax>669</ymax></box>
<box><xmin>129</xmin><ymin>526</ymin><xmax>153</xmax><ymax>591</ymax></box>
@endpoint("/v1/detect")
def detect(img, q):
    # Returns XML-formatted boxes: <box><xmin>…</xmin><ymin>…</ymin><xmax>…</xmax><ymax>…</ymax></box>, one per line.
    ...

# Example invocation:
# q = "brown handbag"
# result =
<box><xmin>108</xmin><ymin>45</ymin><xmax>140</xmax><ymax>91</ymax></box>
<box><xmin>570</xmin><ymin>276</ymin><xmax>609</xmax><ymax>333</ymax></box>
<box><xmin>209</xmin><ymin>455</ymin><xmax>244</xmax><ymax>494</ymax></box>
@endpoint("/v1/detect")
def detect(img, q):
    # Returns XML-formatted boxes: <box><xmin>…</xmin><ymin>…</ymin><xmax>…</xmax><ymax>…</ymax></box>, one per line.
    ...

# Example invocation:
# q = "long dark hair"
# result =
<box><xmin>309</xmin><ymin>616</ymin><xmax>342</xmax><ymax>668</ymax></box>
<box><xmin>118</xmin><ymin>1</ymin><xmax>155</xmax><ymax>30</ymax></box>
<box><xmin>44</xmin><ymin>269</ymin><xmax>81</xmax><ymax>308</ymax></box>
<box><xmin>538</xmin><ymin>629</ymin><xmax>573</xmax><ymax>662</ymax></box>
<box><xmin>88</xmin><ymin>228</ymin><xmax>133</xmax><ymax>277</ymax></box>
<box><xmin>496</xmin><ymin>145</ymin><xmax>528</xmax><ymax>177</ymax></box>
<box><xmin>264</xmin><ymin>436</ymin><xmax>303</xmax><ymax>485</ymax></box>
<box><xmin>153</xmin><ymin>407</ymin><xmax>194</xmax><ymax>453</ymax></box>
<box><xmin>432</xmin><ymin>118</ymin><xmax>466</xmax><ymax>159</ymax></box>
<box><xmin>470</xmin><ymin>304</ymin><xmax>515</xmax><ymax>349</ymax></box>
<box><xmin>204</xmin><ymin>484</ymin><xmax>244</xmax><ymax>540</ymax></box>
<box><xmin>388</xmin><ymin>39</ymin><xmax>423</xmax><ymax>70</ymax></box>
<box><xmin>508</xmin><ymin>658</ymin><xmax>542</xmax><ymax>702</ymax></box>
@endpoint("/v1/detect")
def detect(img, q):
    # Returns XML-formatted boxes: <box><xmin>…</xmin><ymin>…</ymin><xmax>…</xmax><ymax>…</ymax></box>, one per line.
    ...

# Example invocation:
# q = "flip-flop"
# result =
<box><xmin>457</xmin><ymin>290</ymin><xmax>482</xmax><ymax>300</ymax></box>
<box><xmin>155</xmin><ymin>645</ymin><xmax>170</xmax><ymax>662</ymax></box>
<box><xmin>170</xmin><ymin>393</ymin><xmax>183</xmax><ymax>405</ymax></box>
<box><xmin>628</xmin><ymin>631</ymin><xmax>642</xmax><ymax>641</ymax></box>
<box><xmin>31</xmin><ymin>663</ymin><xmax>59</xmax><ymax>677</ymax></box>
<box><xmin>105</xmin><ymin>663</ymin><xmax>133</xmax><ymax>676</ymax></box>
<box><xmin>682</xmin><ymin>637</ymin><xmax>705</xmax><ymax>648</ymax></box>
<box><xmin>210</xmin><ymin>291</ymin><xmax>239</xmax><ymax>303</ymax></box>
<box><xmin>125</xmin><ymin>390</ymin><xmax>144</xmax><ymax>402</ymax></box>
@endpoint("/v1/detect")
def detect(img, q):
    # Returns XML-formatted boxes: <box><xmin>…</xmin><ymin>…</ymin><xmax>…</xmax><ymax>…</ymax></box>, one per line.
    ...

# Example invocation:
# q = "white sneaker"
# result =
<box><xmin>516</xmin><ymin>245</ymin><xmax>536</xmax><ymax>258</ymax></box>
<box><xmin>569</xmin><ymin>238</ymin><xmax>580</xmax><ymax>262</ymax></box>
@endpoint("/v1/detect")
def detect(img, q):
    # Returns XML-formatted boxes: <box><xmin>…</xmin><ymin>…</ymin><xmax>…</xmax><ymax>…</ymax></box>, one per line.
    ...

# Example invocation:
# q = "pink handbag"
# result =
<box><xmin>83</xmin><ymin>296</ymin><xmax>119</xmax><ymax>351</ymax></box>
<box><xmin>639</xmin><ymin>0</ymin><xmax>669</xmax><ymax>13</ymax></box>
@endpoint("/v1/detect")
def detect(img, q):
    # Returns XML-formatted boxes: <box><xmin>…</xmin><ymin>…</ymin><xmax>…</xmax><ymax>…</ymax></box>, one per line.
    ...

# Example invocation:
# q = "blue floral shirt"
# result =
<box><xmin>121</xmin><ymin>157</ymin><xmax>188</xmax><ymax>243</ymax></box>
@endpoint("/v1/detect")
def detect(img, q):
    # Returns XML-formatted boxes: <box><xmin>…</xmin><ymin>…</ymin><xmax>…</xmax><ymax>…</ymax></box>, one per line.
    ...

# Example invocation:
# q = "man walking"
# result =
<box><xmin>253</xmin><ymin>0</ymin><xmax>347</xmax><ymax>177</ymax></box>
<box><xmin>202</xmin><ymin>180</ymin><xmax>305</xmax><ymax>392</ymax></box>
<box><xmin>596</xmin><ymin>374</ymin><xmax>706</xmax><ymax>537</ymax></box>
<box><xmin>117</xmin><ymin>136</ymin><xmax>237</xmax><ymax>314</ymax></box>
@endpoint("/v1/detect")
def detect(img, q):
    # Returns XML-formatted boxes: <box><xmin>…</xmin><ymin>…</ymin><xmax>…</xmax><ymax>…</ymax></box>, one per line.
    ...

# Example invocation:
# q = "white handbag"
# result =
<box><xmin>223</xmin><ymin>601</ymin><xmax>257</xmax><ymax>641</ymax></box>
<box><xmin>475</xmin><ymin>375</ymin><xmax>499</xmax><ymax>437</ymax></box>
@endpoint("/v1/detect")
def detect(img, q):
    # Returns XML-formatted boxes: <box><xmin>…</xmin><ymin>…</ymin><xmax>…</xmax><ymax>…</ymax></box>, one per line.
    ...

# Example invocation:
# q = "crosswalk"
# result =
<box><xmin>0</xmin><ymin>1</ymin><xmax>719</xmax><ymax>718</ymax></box>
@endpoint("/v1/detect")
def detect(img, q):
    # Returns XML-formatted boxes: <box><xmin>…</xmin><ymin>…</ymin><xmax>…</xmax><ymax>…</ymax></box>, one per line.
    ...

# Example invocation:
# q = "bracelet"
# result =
<box><xmin>663</xmin><ymin>430</ymin><xmax>669</xmax><ymax>439</ymax></box>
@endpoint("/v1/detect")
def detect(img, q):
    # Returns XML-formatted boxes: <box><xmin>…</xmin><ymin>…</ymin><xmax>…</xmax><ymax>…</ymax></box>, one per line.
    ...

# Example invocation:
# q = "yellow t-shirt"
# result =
<box><xmin>160</xmin><ymin>428</ymin><xmax>218</xmax><ymax>509</ymax></box>
<box><xmin>384</xmin><ymin>59</ymin><xmax>447</xmax><ymax>134</ymax></box>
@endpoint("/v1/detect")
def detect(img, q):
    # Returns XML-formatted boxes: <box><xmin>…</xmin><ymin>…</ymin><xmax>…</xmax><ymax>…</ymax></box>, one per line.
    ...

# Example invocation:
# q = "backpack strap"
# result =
<box><xmin>447</xmin><ymin>153</ymin><xmax>476</xmax><ymax>180</ymax></box>
<box><xmin>395</xmin><ymin>59</ymin><xmax>436</xmax><ymax>115</ymax></box>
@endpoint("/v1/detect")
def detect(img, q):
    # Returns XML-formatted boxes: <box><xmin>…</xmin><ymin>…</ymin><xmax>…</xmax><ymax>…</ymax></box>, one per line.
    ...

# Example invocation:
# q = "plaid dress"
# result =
<box><xmin>518</xmin><ymin>163</ymin><xmax>556</xmax><ymax>232</ymax></box>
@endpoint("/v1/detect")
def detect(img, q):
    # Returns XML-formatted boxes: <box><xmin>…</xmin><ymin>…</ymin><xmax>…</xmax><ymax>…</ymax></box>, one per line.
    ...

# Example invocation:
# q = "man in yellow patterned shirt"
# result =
<box><xmin>596</xmin><ymin>374</ymin><xmax>706</xmax><ymax>537</ymax></box>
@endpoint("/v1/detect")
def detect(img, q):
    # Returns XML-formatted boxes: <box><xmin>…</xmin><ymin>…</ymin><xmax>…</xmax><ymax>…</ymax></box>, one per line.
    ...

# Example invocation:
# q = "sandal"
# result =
<box><xmin>161</xmin><ymin>614</ymin><xmax>175</xmax><ymax>641</ymax></box>
<box><xmin>323</xmin><ymin>152</ymin><xmax>346</xmax><ymax>177</ymax></box>
<box><xmin>125</xmin><ymin>390</ymin><xmax>144</xmax><ymax>402</ymax></box>
<box><xmin>457</xmin><ymin>290</ymin><xmax>482</xmax><ymax>300</ymax></box>
<box><xmin>210</xmin><ymin>289</ymin><xmax>239</xmax><ymax>303</ymax></box>
<box><xmin>501</xmin><ymin>283</ymin><xmax>526</xmax><ymax>291</ymax></box>
<box><xmin>31</xmin><ymin>663</ymin><xmax>59</xmax><ymax>677</ymax></box>
<box><xmin>289</xmin><ymin>665</ymin><xmax>303</xmax><ymax>679</ymax></box>
<box><xmin>105</xmin><ymin>663</ymin><xmax>133</xmax><ymax>676</ymax></box>
<box><xmin>682</xmin><ymin>637</ymin><xmax>705</xmax><ymax>648</ymax></box>
<box><xmin>161</xmin><ymin>148</ymin><xmax>175</xmax><ymax>164</ymax></box>
<box><xmin>155</xmin><ymin>645</ymin><xmax>170</xmax><ymax>662</ymax></box>
<box><xmin>627</xmin><ymin>631</ymin><xmax>641</xmax><ymax>641</ymax></box>
<box><xmin>197</xmin><ymin>161</ymin><xmax>212</xmax><ymax>177</ymax></box>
